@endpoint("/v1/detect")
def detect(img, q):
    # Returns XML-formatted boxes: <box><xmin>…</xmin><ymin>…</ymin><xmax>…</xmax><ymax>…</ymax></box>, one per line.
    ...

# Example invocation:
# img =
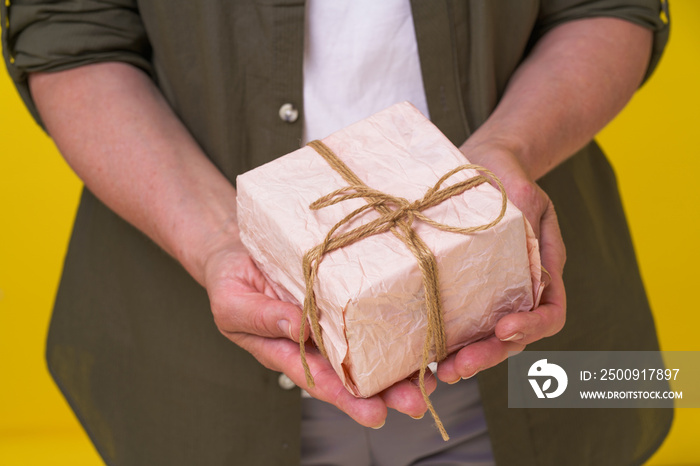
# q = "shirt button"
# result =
<box><xmin>278</xmin><ymin>373</ymin><xmax>296</xmax><ymax>390</ymax></box>
<box><xmin>278</xmin><ymin>103</ymin><xmax>299</xmax><ymax>123</ymax></box>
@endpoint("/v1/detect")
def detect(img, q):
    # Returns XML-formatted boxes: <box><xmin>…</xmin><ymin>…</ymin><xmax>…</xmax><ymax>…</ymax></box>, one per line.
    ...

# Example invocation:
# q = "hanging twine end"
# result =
<box><xmin>418</xmin><ymin>362</ymin><xmax>450</xmax><ymax>441</ymax></box>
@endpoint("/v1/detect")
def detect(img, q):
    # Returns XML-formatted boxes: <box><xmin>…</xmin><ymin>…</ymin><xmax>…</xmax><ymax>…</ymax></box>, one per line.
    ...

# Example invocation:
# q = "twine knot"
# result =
<box><xmin>300</xmin><ymin>140</ymin><xmax>507</xmax><ymax>441</ymax></box>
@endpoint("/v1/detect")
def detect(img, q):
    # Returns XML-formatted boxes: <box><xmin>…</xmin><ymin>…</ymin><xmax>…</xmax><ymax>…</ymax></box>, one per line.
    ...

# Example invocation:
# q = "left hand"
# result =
<box><xmin>436</xmin><ymin>141</ymin><xmax>567</xmax><ymax>383</ymax></box>
<box><xmin>203</xmin><ymin>239</ymin><xmax>437</xmax><ymax>427</ymax></box>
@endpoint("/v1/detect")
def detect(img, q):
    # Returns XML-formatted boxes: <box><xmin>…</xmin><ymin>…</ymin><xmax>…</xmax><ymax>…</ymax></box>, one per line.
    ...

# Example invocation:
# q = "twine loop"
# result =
<box><xmin>300</xmin><ymin>140</ymin><xmax>508</xmax><ymax>441</ymax></box>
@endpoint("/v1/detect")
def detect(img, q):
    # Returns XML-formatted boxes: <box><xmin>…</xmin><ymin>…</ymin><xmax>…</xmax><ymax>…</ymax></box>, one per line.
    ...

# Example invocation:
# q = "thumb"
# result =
<box><xmin>212</xmin><ymin>290</ymin><xmax>309</xmax><ymax>342</ymax></box>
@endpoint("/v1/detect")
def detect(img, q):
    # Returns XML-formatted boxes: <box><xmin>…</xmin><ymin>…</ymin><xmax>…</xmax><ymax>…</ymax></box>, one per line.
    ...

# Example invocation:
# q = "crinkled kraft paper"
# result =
<box><xmin>237</xmin><ymin>102</ymin><xmax>544</xmax><ymax>398</ymax></box>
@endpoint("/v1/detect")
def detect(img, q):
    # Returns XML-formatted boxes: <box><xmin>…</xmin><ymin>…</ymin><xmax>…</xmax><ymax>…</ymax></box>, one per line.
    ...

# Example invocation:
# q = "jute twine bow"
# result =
<box><xmin>300</xmin><ymin>140</ymin><xmax>508</xmax><ymax>441</ymax></box>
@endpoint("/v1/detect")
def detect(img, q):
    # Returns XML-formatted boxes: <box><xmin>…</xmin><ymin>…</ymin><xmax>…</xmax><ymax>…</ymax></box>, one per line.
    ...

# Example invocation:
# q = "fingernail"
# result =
<box><xmin>410</xmin><ymin>413</ymin><xmax>425</xmax><ymax>420</ymax></box>
<box><xmin>277</xmin><ymin>320</ymin><xmax>292</xmax><ymax>339</ymax></box>
<box><xmin>500</xmin><ymin>332</ymin><xmax>524</xmax><ymax>342</ymax></box>
<box><xmin>447</xmin><ymin>378</ymin><xmax>460</xmax><ymax>385</ymax></box>
<box><xmin>371</xmin><ymin>420</ymin><xmax>386</xmax><ymax>429</ymax></box>
<box><xmin>462</xmin><ymin>369</ymin><xmax>479</xmax><ymax>380</ymax></box>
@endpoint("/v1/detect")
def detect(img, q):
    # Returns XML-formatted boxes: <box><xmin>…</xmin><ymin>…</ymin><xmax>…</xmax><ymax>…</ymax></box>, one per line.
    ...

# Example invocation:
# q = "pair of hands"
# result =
<box><xmin>203</xmin><ymin>142</ymin><xmax>566</xmax><ymax>429</ymax></box>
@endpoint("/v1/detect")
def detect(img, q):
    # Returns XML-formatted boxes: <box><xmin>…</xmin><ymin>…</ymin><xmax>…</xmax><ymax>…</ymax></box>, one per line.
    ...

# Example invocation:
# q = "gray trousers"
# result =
<box><xmin>301</xmin><ymin>378</ymin><xmax>495</xmax><ymax>466</ymax></box>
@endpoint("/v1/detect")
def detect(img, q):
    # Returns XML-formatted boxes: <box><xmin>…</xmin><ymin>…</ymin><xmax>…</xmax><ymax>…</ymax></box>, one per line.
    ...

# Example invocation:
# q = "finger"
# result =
<box><xmin>206</xmin><ymin>252</ymin><xmax>310</xmax><ymax>342</ymax></box>
<box><xmin>379</xmin><ymin>369</ymin><xmax>437</xmax><ymax>419</ymax></box>
<box><xmin>493</xmin><ymin>198</ymin><xmax>566</xmax><ymax>341</ymax></box>
<box><xmin>213</xmin><ymin>289</ymin><xmax>309</xmax><ymax>342</ymax></box>
<box><xmin>436</xmin><ymin>337</ymin><xmax>525</xmax><ymax>383</ymax></box>
<box><xmin>234</xmin><ymin>334</ymin><xmax>388</xmax><ymax>428</ymax></box>
<box><xmin>494</xmin><ymin>279</ymin><xmax>566</xmax><ymax>344</ymax></box>
<box><xmin>538</xmin><ymin>200</ymin><xmax>566</xmax><ymax>275</ymax></box>
<box><xmin>515</xmin><ymin>182</ymin><xmax>549</xmax><ymax>239</ymax></box>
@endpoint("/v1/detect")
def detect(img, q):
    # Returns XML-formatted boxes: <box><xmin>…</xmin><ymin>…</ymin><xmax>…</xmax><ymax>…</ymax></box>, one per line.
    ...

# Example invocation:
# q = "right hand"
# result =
<box><xmin>202</xmin><ymin>240</ymin><xmax>437</xmax><ymax>428</ymax></box>
<box><xmin>436</xmin><ymin>142</ymin><xmax>567</xmax><ymax>383</ymax></box>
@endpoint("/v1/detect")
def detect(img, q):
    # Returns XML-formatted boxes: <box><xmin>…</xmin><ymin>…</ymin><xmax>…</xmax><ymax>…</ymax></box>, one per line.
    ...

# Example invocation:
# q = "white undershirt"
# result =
<box><xmin>302</xmin><ymin>0</ymin><xmax>430</xmax><ymax>143</ymax></box>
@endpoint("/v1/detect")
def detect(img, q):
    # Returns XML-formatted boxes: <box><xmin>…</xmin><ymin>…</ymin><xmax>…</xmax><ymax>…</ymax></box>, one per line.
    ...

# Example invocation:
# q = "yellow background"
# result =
<box><xmin>1</xmin><ymin>2</ymin><xmax>698</xmax><ymax>464</ymax></box>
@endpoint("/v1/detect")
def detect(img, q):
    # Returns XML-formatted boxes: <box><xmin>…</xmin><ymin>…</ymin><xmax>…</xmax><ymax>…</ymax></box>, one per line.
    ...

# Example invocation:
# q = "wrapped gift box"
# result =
<box><xmin>237</xmin><ymin>102</ymin><xmax>544</xmax><ymax>398</ymax></box>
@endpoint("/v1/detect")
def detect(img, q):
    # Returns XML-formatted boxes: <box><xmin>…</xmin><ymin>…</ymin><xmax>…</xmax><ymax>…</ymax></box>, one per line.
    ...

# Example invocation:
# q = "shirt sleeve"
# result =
<box><xmin>534</xmin><ymin>0</ymin><xmax>670</xmax><ymax>84</ymax></box>
<box><xmin>1</xmin><ymin>0</ymin><xmax>153</xmax><ymax>128</ymax></box>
